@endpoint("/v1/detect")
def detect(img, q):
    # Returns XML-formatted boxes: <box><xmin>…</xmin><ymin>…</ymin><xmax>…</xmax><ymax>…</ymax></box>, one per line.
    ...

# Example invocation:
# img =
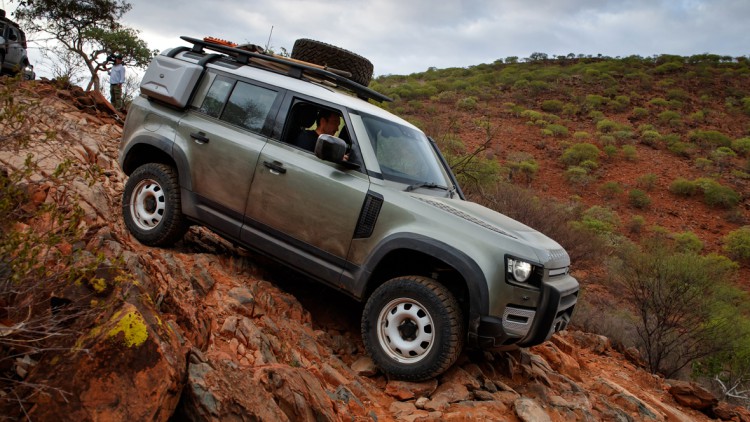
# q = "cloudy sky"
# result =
<box><xmin>5</xmin><ymin>0</ymin><xmax>750</xmax><ymax>78</ymax></box>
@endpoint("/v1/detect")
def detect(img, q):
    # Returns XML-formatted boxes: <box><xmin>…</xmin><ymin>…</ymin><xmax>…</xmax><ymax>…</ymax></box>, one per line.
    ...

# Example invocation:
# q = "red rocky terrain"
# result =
<box><xmin>1</xmin><ymin>78</ymin><xmax>748</xmax><ymax>421</ymax></box>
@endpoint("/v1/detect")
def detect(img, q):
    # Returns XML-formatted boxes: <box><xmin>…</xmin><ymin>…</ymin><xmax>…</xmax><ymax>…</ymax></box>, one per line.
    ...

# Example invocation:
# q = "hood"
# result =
<box><xmin>415</xmin><ymin>195</ymin><xmax>571</xmax><ymax>269</ymax></box>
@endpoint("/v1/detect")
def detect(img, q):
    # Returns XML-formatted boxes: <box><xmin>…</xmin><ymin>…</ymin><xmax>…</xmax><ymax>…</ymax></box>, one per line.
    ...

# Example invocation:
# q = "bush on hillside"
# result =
<box><xmin>732</xmin><ymin>137</ymin><xmax>750</xmax><ymax>156</ymax></box>
<box><xmin>689</xmin><ymin>130</ymin><xmax>732</xmax><ymax>148</ymax></box>
<box><xmin>612</xmin><ymin>238</ymin><xmax>739</xmax><ymax>377</ymax></box>
<box><xmin>723</xmin><ymin>226</ymin><xmax>750</xmax><ymax>263</ymax></box>
<box><xmin>561</xmin><ymin>143</ymin><xmax>601</xmax><ymax>166</ymax></box>
<box><xmin>628</xmin><ymin>189</ymin><xmax>651</xmax><ymax>209</ymax></box>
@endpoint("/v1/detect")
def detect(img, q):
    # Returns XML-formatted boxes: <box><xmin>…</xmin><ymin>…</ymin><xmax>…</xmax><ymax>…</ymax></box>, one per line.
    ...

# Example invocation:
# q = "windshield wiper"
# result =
<box><xmin>405</xmin><ymin>182</ymin><xmax>450</xmax><ymax>192</ymax></box>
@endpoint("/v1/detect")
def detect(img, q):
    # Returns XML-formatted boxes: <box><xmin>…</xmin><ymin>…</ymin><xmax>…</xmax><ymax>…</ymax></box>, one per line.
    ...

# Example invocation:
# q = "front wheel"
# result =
<box><xmin>122</xmin><ymin>163</ymin><xmax>188</xmax><ymax>246</ymax></box>
<box><xmin>361</xmin><ymin>276</ymin><xmax>464</xmax><ymax>381</ymax></box>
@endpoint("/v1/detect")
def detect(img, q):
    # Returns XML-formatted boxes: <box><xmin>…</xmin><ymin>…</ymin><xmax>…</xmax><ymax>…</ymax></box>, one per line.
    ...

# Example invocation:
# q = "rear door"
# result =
<box><xmin>175</xmin><ymin>73</ymin><xmax>282</xmax><ymax>238</ymax></box>
<box><xmin>241</xmin><ymin>97</ymin><xmax>370</xmax><ymax>285</ymax></box>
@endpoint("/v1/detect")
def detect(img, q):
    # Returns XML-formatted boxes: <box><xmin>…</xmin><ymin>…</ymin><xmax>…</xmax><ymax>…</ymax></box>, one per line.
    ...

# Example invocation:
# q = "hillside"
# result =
<box><xmin>0</xmin><ymin>65</ymin><xmax>749</xmax><ymax>422</ymax></box>
<box><xmin>373</xmin><ymin>55</ymin><xmax>750</xmax><ymax>262</ymax></box>
<box><xmin>372</xmin><ymin>55</ymin><xmax>750</xmax><ymax>374</ymax></box>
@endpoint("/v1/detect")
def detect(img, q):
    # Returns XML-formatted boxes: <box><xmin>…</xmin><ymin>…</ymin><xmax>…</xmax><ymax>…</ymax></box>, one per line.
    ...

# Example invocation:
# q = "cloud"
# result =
<box><xmin>11</xmin><ymin>0</ymin><xmax>750</xmax><ymax>78</ymax></box>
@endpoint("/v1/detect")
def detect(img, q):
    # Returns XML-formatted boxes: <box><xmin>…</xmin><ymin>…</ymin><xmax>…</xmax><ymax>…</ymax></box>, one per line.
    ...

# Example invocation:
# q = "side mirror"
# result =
<box><xmin>314</xmin><ymin>134</ymin><xmax>360</xmax><ymax>169</ymax></box>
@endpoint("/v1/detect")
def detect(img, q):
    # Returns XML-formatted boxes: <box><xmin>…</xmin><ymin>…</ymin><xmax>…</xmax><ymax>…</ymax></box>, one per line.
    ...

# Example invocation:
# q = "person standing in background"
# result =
<box><xmin>109</xmin><ymin>54</ymin><xmax>125</xmax><ymax>110</ymax></box>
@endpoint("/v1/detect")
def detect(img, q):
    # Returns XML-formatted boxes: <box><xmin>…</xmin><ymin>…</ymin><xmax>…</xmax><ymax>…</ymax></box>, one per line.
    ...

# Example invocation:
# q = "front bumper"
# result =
<box><xmin>470</xmin><ymin>273</ymin><xmax>579</xmax><ymax>349</ymax></box>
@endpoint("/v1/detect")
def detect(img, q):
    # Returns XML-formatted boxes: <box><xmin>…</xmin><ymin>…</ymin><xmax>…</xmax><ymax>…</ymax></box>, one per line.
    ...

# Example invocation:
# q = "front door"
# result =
<box><xmin>241</xmin><ymin>101</ymin><xmax>369</xmax><ymax>285</ymax></box>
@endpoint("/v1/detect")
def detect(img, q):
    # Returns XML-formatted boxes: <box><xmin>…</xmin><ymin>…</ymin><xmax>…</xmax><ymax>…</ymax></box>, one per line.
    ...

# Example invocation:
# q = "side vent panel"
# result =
<box><xmin>354</xmin><ymin>192</ymin><xmax>383</xmax><ymax>239</ymax></box>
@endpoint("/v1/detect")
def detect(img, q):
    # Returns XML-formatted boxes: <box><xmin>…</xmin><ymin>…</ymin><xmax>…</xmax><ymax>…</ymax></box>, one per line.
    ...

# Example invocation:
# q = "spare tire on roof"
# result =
<box><xmin>291</xmin><ymin>38</ymin><xmax>374</xmax><ymax>87</ymax></box>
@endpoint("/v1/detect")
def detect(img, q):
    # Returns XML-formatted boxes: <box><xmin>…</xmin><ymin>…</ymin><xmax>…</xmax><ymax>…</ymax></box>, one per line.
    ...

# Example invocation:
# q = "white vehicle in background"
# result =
<box><xmin>0</xmin><ymin>9</ymin><xmax>34</xmax><ymax>80</ymax></box>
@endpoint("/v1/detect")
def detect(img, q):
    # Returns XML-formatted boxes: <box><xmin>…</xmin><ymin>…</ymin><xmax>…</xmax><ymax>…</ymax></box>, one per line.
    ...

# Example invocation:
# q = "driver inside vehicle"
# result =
<box><xmin>295</xmin><ymin>108</ymin><xmax>341</xmax><ymax>152</ymax></box>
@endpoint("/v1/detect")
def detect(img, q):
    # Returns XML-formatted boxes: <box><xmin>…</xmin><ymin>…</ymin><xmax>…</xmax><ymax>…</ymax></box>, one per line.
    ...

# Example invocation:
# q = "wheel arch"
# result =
<box><xmin>359</xmin><ymin>234</ymin><xmax>489</xmax><ymax>327</ymax></box>
<box><xmin>120</xmin><ymin>134</ymin><xmax>191</xmax><ymax>190</ymax></box>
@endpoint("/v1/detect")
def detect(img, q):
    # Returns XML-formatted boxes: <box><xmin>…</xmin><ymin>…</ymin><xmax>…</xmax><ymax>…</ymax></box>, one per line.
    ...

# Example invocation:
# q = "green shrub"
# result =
<box><xmin>561</xmin><ymin>143</ymin><xmax>601</xmax><ymax>166</ymax></box>
<box><xmin>689</xmin><ymin>130</ymin><xmax>732</xmax><ymax>148</ymax></box>
<box><xmin>456</xmin><ymin>96</ymin><xmax>478</xmax><ymax>111</ymax></box>
<box><xmin>654</xmin><ymin>61</ymin><xmax>684</xmax><ymax>74</ymax></box>
<box><xmin>723</xmin><ymin>226</ymin><xmax>750</xmax><ymax>262</ymax></box>
<box><xmin>629</xmin><ymin>189</ymin><xmax>651</xmax><ymax>208</ymax></box>
<box><xmin>628</xmin><ymin>215</ymin><xmax>646</xmax><ymax>233</ymax></box>
<box><xmin>669</xmin><ymin>178</ymin><xmax>699</xmax><ymax>196</ymax></box>
<box><xmin>573</xmin><ymin>131</ymin><xmax>591</xmax><ymax>139</ymax></box>
<box><xmin>612</xmin><ymin>237</ymin><xmax>740</xmax><ymax>376</ymax></box>
<box><xmin>541</xmin><ymin>99</ymin><xmax>564</xmax><ymax>113</ymax></box>
<box><xmin>596</xmin><ymin>119</ymin><xmax>620</xmax><ymax>133</ymax></box>
<box><xmin>640</xmin><ymin>130</ymin><xmax>662</xmax><ymax>147</ymax></box>
<box><xmin>666</xmin><ymin>88</ymin><xmax>690</xmax><ymax>101</ymax></box>
<box><xmin>673</xmin><ymin>231</ymin><xmax>704</xmax><ymax>253</ymax></box>
<box><xmin>565</xmin><ymin>166</ymin><xmax>592</xmax><ymax>186</ymax></box>
<box><xmin>622</xmin><ymin>145</ymin><xmax>638</xmax><ymax>161</ymax></box>
<box><xmin>603</xmin><ymin>145</ymin><xmax>618</xmax><ymax>158</ymax></box>
<box><xmin>506</xmin><ymin>152</ymin><xmax>539</xmax><ymax>185</ymax></box>
<box><xmin>658</xmin><ymin>110</ymin><xmax>682</xmax><ymax>127</ymax></box>
<box><xmin>732</xmin><ymin>137</ymin><xmax>750</xmax><ymax>156</ymax></box>
<box><xmin>710</xmin><ymin>147</ymin><xmax>737</xmax><ymax>172</ymax></box>
<box><xmin>637</xmin><ymin>173</ymin><xmax>658</xmax><ymax>190</ymax></box>
<box><xmin>742</xmin><ymin>97</ymin><xmax>750</xmax><ymax>115</ymax></box>
<box><xmin>580</xmin><ymin>159</ymin><xmax>599</xmax><ymax>170</ymax></box>
<box><xmin>694</xmin><ymin>157</ymin><xmax>713</xmax><ymax>170</ymax></box>
<box><xmin>600</xmin><ymin>181</ymin><xmax>623</xmax><ymax>198</ymax></box>
<box><xmin>632</xmin><ymin>107</ymin><xmax>649</xmax><ymax>119</ymax></box>
<box><xmin>576</xmin><ymin>205</ymin><xmax>621</xmax><ymax>235</ymax></box>
<box><xmin>610</xmin><ymin>95</ymin><xmax>631</xmax><ymax>112</ymax></box>
<box><xmin>688</xmin><ymin>110</ymin><xmax>706</xmax><ymax>123</ymax></box>
<box><xmin>668</xmin><ymin>141</ymin><xmax>694</xmax><ymax>157</ymax></box>
<box><xmin>545</xmin><ymin>124</ymin><xmax>569</xmax><ymax>137</ymax></box>
<box><xmin>648</xmin><ymin>97</ymin><xmax>669</xmax><ymax>107</ymax></box>
<box><xmin>585</xmin><ymin>94</ymin><xmax>608</xmax><ymax>110</ymax></box>
<box><xmin>588</xmin><ymin>110</ymin><xmax>605</xmax><ymax>122</ymax></box>
<box><xmin>562</xmin><ymin>103</ymin><xmax>580</xmax><ymax>116</ymax></box>
<box><xmin>699</xmin><ymin>179</ymin><xmax>741</xmax><ymax>208</ymax></box>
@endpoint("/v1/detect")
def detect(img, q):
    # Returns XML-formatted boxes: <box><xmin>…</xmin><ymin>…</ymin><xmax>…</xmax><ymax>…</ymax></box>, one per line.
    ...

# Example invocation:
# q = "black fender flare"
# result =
<box><xmin>120</xmin><ymin>134</ymin><xmax>192</xmax><ymax>191</ymax></box>
<box><xmin>356</xmin><ymin>233</ymin><xmax>489</xmax><ymax>319</ymax></box>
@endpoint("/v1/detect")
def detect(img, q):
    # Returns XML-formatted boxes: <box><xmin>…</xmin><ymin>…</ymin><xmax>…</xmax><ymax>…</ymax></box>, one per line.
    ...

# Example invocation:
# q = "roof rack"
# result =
<box><xmin>180</xmin><ymin>36</ymin><xmax>392</xmax><ymax>103</ymax></box>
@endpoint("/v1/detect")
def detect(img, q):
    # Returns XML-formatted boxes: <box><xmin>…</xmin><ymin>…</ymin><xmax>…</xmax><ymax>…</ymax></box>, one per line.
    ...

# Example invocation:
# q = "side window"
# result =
<box><xmin>8</xmin><ymin>27</ymin><xmax>19</xmax><ymax>42</ymax></box>
<box><xmin>221</xmin><ymin>82</ymin><xmax>278</xmax><ymax>132</ymax></box>
<box><xmin>199</xmin><ymin>76</ymin><xmax>234</xmax><ymax>118</ymax></box>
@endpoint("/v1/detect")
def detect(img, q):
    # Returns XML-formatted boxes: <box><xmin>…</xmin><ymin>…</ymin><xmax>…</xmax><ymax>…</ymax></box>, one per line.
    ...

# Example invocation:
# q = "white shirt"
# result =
<box><xmin>110</xmin><ymin>63</ymin><xmax>125</xmax><ymax>85</ymax></box>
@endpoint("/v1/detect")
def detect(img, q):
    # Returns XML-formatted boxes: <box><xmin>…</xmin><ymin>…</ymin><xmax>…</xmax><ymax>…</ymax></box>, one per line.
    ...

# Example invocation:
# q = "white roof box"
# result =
<box><xmin>140</xmin><ymin>55</ymin><xmax>202</xmax><ymax>108</ymax></box>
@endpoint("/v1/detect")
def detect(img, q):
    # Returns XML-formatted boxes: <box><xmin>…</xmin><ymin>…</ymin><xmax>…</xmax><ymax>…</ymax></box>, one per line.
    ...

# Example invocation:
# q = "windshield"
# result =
<box><xmin>361</xmin><ymin>114</ymin><xmax>450</xmax><ymax>188</ymax></box>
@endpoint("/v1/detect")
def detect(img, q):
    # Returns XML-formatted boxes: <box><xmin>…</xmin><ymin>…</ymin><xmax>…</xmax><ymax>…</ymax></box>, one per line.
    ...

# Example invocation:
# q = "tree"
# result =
<box><xmin>613</xmin><ymin>237</ymin><xmax>739</xmax><ymax>377</ymax></box>
<box><xmin>14</xmin><ymin>0</ymin><xmax>155</xmax><ymax>91</ymax></box>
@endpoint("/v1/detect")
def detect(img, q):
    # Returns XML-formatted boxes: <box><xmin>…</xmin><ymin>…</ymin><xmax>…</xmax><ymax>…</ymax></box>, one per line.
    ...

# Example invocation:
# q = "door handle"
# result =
<box><xmin>263</xmin><ymin>160</ymin><xmax>287</xmax><ymax>175</ymax></box>
<box><xmin>190</xmin><ymin>131</ymin><xmax>209</xmax><ymax>144</ymax></box>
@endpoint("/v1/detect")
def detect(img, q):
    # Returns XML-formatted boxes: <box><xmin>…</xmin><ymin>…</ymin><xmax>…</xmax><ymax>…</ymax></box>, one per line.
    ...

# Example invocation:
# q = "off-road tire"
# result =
<box><xmin>361</xmin><ymin>276</ymin><xmax>464</xmax><ymax>381</ymax></box>
<box><xmin>122</xmin><ymin>163</ymin><xmax>188</xmax><ymax>246</ymax></box>
<box><xmin>291</xmin><ymin>38</ymin><xmax>374</xmax><ymax>87</ymax></box>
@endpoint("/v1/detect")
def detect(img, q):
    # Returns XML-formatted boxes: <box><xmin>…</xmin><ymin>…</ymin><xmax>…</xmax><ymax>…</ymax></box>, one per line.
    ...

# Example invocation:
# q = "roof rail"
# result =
<box><xmin>180</xmin><ymin>36</ymin><xmax>392</xmax><ymax>103</ymax></box>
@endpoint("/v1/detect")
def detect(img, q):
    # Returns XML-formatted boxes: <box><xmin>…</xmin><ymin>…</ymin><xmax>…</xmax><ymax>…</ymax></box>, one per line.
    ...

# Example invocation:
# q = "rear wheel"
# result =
<box><xmin>122</xmin><ymin>163</ymin><xmax>188</xmax><ymax>246</ymax></box>
<box><xmin>291</xmin><ymin>38</ymin><xmax>374</xmax><ymax>87</ymax></box>
<box><xmin>361</xmin><ymin>276</ymin><xmax>464</xmax><ymax>381</ymax></box>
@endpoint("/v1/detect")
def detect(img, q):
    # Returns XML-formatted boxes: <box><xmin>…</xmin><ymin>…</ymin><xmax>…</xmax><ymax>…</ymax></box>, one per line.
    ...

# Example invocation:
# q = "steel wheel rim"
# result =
<box><xmin>129</xmin><ymin>178</ymin><xmax>165</xmax><ymax>231</ymax></box>
<box><xmin>377</xmin><ymin>297</ymin><xmax>435</xmax><ymax>363</ymax></box>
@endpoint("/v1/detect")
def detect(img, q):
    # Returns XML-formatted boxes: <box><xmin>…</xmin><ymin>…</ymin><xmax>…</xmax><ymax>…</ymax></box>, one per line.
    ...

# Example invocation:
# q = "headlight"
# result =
<box><xmin>507</xmin><ymin>258</ymin><xmax>532</xmax><ymax>282</ymax></box>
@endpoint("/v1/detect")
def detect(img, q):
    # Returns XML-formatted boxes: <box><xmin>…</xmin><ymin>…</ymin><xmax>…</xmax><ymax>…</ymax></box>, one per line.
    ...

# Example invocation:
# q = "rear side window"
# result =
<box><xmin>199</xmin><ymin>77</ymin><xmax>278</xmax><ymax>133</ymax></box>
<box><xmin>199</xmin><ymin>77</ymin><xmax>233</xmax><ymax>118</ymax></box>
<box><xmin>222</xmin><ymin>82</ymin><xmax>278</xmax><ymax>132</ymax></box>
